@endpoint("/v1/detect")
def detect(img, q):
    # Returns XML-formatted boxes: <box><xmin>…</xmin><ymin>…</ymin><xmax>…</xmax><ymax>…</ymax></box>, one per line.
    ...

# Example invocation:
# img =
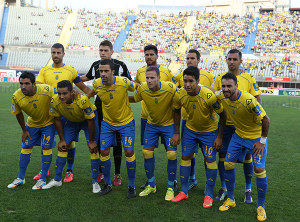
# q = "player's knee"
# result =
<box><xmin>91</xmin><ymin>152</ymin><xmax>99</xmax><ymax>160</ymax></box>
<box><xmin>244</xmin><ymin>156</ymin><xmax>252</xmax><ymax>163</ymax></box>
<box><xmin>181</xmin><ymin>159</ymin><xmax>191</xmax><ymax>166</ymax></box>
<box><xmin>100</xmin><ymin>148</ymin><xmax>110</xmax><ymax>156</ymax></box>
<box><xmin>124</xmin><ymin>150</ymin><xmax>134</xmax><ymax>157</ymax></box>
<box><xmin>224</xmin><ymin>161</ymin><xmax>236</xmax><ymax>170</ymax></box>
<box><xmin>100</xmin><ymin>154</ymin><xmax>110</xmax><ymax>161</ymax></box>
<box><xmin>21</xmin><ymin>148</ymin><xmax>32</xmax><ymax>154</ymax></box>
<box><xmin>255</xmin><ymin>170</ymin><xmax>266</xmax><ymax>178</ymax></box>
<box><xmin>206</xmin><ymin>161</ymin><xmax>217</xmax><ymax>169</ymax></box>
<box><xmin>219</xmin><ymin>152</ymin><xmax>226</xmax><ymax>159</ymax></box>
<box><xmin>167</xmin><ymin>151</ymin><xmax>176</xmax><ymax>160</ymax></box>
<box><xmin>142</xmin><ymin>149</ymin><xmax>153</xmax><ymax>159</ymax></box>
<box><xmin>126</xmin><ymin>153</ymin><xmax>136</xmax><ymax>162</ymax></box>
<box><xmin>254</xmin><ymin>166</ymin><xmax>265</xmax><ymax>174</ymax></box>
<box><xmin>42</xmin><ymin>149</ymin><xmax>52</xmax><ymax>155</ymax></box>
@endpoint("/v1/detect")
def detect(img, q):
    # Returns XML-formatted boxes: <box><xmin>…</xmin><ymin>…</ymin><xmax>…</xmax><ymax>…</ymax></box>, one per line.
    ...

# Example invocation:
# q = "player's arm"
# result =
<box><xmin>86</xmin><ymin>89</ymin><xmax>96</xmax><ymax>99</ymax></box>
<box><xmin>80</xmin><ymin>75</ymin><xmax>91</xmax><ymax>82</ymax></box>
<box><xmin>54</xmin><ymin>116</ymin><xmax>67</xmax><ymax>152</ymax></box>
<box><xmin>255</xmin><ymin>95</ymin><xmax>262</xmax><ymax>105</ymax></box>
<box><xmin>74</xmin><ymin>81</ymin><xmax>91</xmax><ymax>94</ymax></box>
<box><xmin>253</xmin><ymin>115</ymin><xmax>270</xmax><ymax>158</ymax></box>
<box><xmin>16</xmin><ymin>112</ymin><xmax>31</xmax><ymax>143</ymax></box>
<box><xmin>120</xmin><ymin>62</ymin><xmax>132</xmax><ymax>80</ymax></box>
<box><xmin>170</xmin><ymin>108</ymin><xmax>181</xmax><ymax>147</ymax></box>
<box><xmin>214</xmin><ymin>108</ymin><xmax>227</xmax><ymax>151</ymax></box>
<box><xmin>87</xmin><ymin>118</ymin><xmax>98</xmax><ymax>154</ymax></box>
<box><xmin>128</xmin><ymin>95</ymin><xmax>137</xmax><ymax>103</ymax></box>
<box><xmin>36</xmin><ymin>81</ymin><xmax>42</xmax><ymax>84</ymax></box>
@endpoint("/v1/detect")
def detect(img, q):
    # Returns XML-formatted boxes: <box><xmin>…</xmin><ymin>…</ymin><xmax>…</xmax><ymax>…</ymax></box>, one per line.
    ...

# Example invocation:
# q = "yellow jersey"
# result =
<box><xmin>93</xmin><ymin>76</ymin><xmax>136</xmax><ymax>126</ymax></box>
<box><xmin>212</xmin><ymin>71</ymin><xmax>261</xmax><ymax>125</ymax></box>
<box><xmin>50</xmin><ymin>95</ymin><xmax>96</xmax><ymax>122</ymax></box>
<box><xmin>37</xmin><ymin>64</ymin><xmax>81</xmax><ymax>93</ymax></box>
<box><xmin>216</xmin><ymin>90</ymin><xmax>266</xmax><ymax>140</ymax></box>
<box><xmin>135</xmin><ymin>65</ymin><xmax>177</xmax><ymax>119</ymax></box>
<box><xmin>174</xmin><ymin>86</ymin><xmax>223</xmax><ymax>133</ymax></box>
<box><xmin>11</xmin><ymin>84</ymin><xmax>55</xmax><ymax>128</ymax></box>
<box><xmin>175</xmin><ymin>69</ymin><xmax>215</xmax><ymax>121</ymax></box>
<box><xmin>134</xmin><ymin>81</ymin><xmax>177</xmax><ymax>126</ymax></box>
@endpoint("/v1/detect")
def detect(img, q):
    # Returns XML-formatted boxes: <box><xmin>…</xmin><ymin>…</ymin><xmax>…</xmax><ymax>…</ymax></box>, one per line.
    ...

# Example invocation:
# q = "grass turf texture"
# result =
<box><xmin>0</xmin><ymin>82</ymin><xmax>299</xmax><ymax>221</ymax></box>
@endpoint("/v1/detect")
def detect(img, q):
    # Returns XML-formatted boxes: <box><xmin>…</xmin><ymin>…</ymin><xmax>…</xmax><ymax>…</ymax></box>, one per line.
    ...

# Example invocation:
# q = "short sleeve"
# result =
<box><xmin>11</xmin><ymin>94</ymin><xmax>22</xmax><ymax>115</ymax></box>
<box><xmin>81</xmin><ymin>97</ymin><xmax>95</xmax><ymax>119</ymax></box>
<box><xmin>49</xmin><ymin>99</ymin><xmax>61</xmax><ymax>117</ymax></box>
<box><xmin>173</xmin><ymin>89</ymin><xmax>182</xmax><ymax>109</ymax></box>
<box><xmin>36</xmin><ymin>68</ymin><xmax>45</xmax><ymax>83</ymax></box>
<box><xmin>134</xmin><ymin>84</ymin><xmax>143</xmax><ymax>102</ymax></box>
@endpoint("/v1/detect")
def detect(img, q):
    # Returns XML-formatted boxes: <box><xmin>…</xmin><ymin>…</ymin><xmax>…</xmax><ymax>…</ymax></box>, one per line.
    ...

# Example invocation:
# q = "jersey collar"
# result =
<box><xmin>35</xmin><ymin>85</ymin><xmax>37</xmax><ymax>94</ymax></box>
<box><xmin>237</xmin><ymin>89</ymin><xmax>242</xmax><ymax>100</ymax></box>
<box><xmin>158</xmin><ymin>65</ymin><xmax>160</xmax><ymax>69</ymax></box>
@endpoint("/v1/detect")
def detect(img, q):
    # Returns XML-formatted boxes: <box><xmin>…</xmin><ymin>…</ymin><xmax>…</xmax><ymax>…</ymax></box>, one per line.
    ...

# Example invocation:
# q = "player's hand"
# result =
<box><xmin>239</xmin><ymin>68</ymin><xmax>245</xmax><ymax>73</ymax></box>
<box><xmin>170</xmin><ymin>134</ymin><xmax>180</xmax><ymax>148</ymax></box>
<box><xmin>58</xmin><ymin>140</ymin><xmax>67</xmax><ymax>152</ymax></box>
<box><xmin>72</xmin><ymin>89</ymin><xmax>84</xmax><ymax>100</ymax></box>
<box><xmin>214</xmin><ymin>136</ymin><xmax>223</xmax><ymax>151</ymax></box>
<box><xmin>21</xmin><ymin>130</ymin><xmax>31</xmax><ymax>144</ymax></box>
<box><xmin>252</xmin><ymin>142</ymin><xmax>265</xmax><ymax>159</ymax></box>
<box><xmin>88</xmin><ymin>141</ymin><xmax>98</xmax><ymax>154</ymax></box>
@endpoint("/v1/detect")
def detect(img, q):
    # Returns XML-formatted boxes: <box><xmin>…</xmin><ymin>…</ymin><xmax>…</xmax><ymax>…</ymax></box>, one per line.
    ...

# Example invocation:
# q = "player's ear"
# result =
<box><xmin>196</xmin><ymin>78</ymin><xmax>200</xmax><ymax>84</ymax></box>
<box><xmin>112</xmin><ymin>69</ymin><xmax>115</xmax><ymax>75</ymax></box>
<box><xmin>111</xmin><ymin>50</ymin><xmax>114</xmax><ymax>55</ymax></box>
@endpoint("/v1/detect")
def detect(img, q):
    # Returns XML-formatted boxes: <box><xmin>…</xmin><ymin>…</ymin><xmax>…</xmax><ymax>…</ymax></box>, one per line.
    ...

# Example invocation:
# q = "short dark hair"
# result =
<box><xmin>52</xmin><ymin>43</ymin><xmax>64</xmax><ymax>53</ymax></box>
<box><xmin>57</xmin><ymin>80</ymin><xmax>73</xmax><ymax>92</ymax></box>
<box><xmin>227</xmin><ymin>49</ymin><xmax>242</xmax><ymax>60</ymax></box>
<box><xmin>144</xmin><ymin>44</ymin><xmax>158</xmax><ymax>55</ymax></box>
<box><xmin>183</xmin><ymin>66</ymin><xmax>199</xmax><ymax>81</ymax></box>
<box><xmin>222</xmin><ymin>72</ymin><xmax>237</xmax><ymax>85</ymax></box>
<box><xmin>99</xmin><ymin>40</ymin><xmax>113</xmax><ymax>50</ymax></box>
<box><xmin>100</xmin><ymin>59</ymin><xmax>115</xmax><ymax>71</ymax></box>
<box><xmin>146</xmin><ymin>66</ymin><xmax>160</xmax><ymax>76</ymax></box>
<box><xmin>19</xmin><ymin>71</ymin><xmax>35</xmax><ymax>83</ymax></box>
<box><xmin>188</xmin><ymin>49</ymin><xmax>200</xmax><ymax>60</ymax></box>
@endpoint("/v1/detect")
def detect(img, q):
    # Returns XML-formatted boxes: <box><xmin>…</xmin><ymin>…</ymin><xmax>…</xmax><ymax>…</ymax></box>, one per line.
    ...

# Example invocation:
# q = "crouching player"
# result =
<box><xmin>171</xmin><ymin>66</ymin><xmax>227</xmax><ymax>208</ymax></box>
<box><xmin>216</xmin><ymin>73</ymin><xmax>269</xmax><ymax>221</ymax></box>
<box><xmin>8</xmin><ymin>71</ymin><xmax>55</xmax><ymax>190</ymax></box>
<box><xmin>42</xmin><ymin>80</ymin><xmax>100</xmax><ymax>193</ymax></box>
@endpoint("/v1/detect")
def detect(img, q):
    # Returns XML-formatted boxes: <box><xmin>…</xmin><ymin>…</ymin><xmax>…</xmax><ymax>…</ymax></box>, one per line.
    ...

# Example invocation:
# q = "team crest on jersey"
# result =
<box><xmin>144</xmin><ymin>139</ymin><xmax>148</xmax><ymax>144</ymax></box>
<box><xmin>193</xmin><ymin>104</ymin><xmax>196</xmax><ymax>109</ymax></box>
<box><xmin>232</xmin><ymin>109</ymin><xmax>235</xmax><ymax>115</ymax></box>
<box><xmin>69</xmin><ymin>111</ymin><xmax>73</xmax><ymax>115</ymax></box>
<box><xmin>55</xmin><ymin>75</ymin><xmax>59</xmax><ymax>80</ymax></box>
<box><xmin>109</xmin><ymin>93</ymin><xmax>113</xmax><ymax>99</ymax></box>
<box><xmin>33</xmin><ymin>103</ymin><xmax>37</xmax><ymax>109</ymax></box>
<box><xmin>155</xmin><ymin>98</ymin><xmax>158</xmax><ymax>104</ymax></box>
<box><xmin>207</xmin><ymin>93</ymin><xmax>212</xmax><ymax>99</ymax></box>
<box><xmin>81</xmin><ymin>99</ymin><xmax>87</xmax><ymax>105</ymax></box>
<box><xmin>246</xmin><ymin>99</ymin><xmax>252</xmax><ymax>105</ymax></box>
<box><xmin>183</xmin><ymin>146</ymin><xmax>186</xmax><ymax>151</ymax></box>
<box><xmin>227</xmin><ymin>153</ymin><xmax>231</xmax><ymax>159</ymax></box>
<box><xmin>11</xmin><ymin>103</ymin><xmax>15</xmax><ymax>111</ymax></box>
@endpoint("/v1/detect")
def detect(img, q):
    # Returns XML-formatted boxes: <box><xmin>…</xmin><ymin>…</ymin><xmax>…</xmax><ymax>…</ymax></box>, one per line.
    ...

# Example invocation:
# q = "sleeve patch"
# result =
<box><xmin>172</xmin><ymin>76</ymin><xmax>177</xmax><ymax>84</ymax></box>
<box><xmin>49</xmin><ymin>105</ymin><xmax>53</xmax><ymax>113</ymax></box>
<box><xmin>11</xmin><ymin>103</ymin><xmax>15</xmax><ymax>111</ymax></box>
<box><xmin>207</xmin><ymin>93</ymin><xmax>212</xmax><ymax>99</ymax></box>
<box><xmin>130</xmin><ymin>81</ymin><xmax>134</xmax><ymax>88</ymax></box>
<box><xmin>84</xmin><ymin>107</ymin><xmax>93</xmax><ymax>115</ymax></box>
<box><xmin>253</xmin><ymin>83</ymin><xmax>260</xmax><ymax>91</ymax></box>
<box><xmin>252</xmin><ymin>105</ymin><xmax>262</xmax><ymax>116</ymax></box>
<box><xmin>212</xmin><ymin>101</ymin><xmax>221</xmax><ymax>110</ymax></box>
<box><xmin>246</xmin><ymin>99</ymin><xmax>252</xmax><ymax>105</ymax></box>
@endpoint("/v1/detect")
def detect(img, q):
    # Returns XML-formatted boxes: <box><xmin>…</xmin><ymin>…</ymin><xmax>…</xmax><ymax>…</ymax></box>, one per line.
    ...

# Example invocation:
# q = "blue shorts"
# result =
<box><xmin>141</xmin><ymin>118</ymin><xmax>164</xmax><ymax>147</ymax></box>
<box><xmin>226</xmin><ymin>132</ymin><xmax>267</xmax><ymax>168</ymax></box>
<box><xmin>63</xmin><ymin>111</ymin><xmax>99</xmax><ymax>144</ymax></box>
<box><xmin>182</xmin><ymin>125</ymin><xmax>218</xmax><ymax>161</ymax></box>
<box><xmin>181</xmin><ymin>120</ymin><xmax>187</xmax><ymax>139</ymax></box>
<box><xmin>22</xmin><ymin>124</ymin><xmax>56</xmax><ymax>148</ymax></box>
<box><xmin>219</xmin><ymin>124</ymin><xmax>236</xmax><ymax>153</ymax></box>
<box><xmin>144</xmin><ymin>123</ymin><xmax>176</xmax><ymax>151</ymax></box>
<box><xmin>100</xmin><ymin>120</ymin><xmax>135</xmax><ymax>151</ymax></box>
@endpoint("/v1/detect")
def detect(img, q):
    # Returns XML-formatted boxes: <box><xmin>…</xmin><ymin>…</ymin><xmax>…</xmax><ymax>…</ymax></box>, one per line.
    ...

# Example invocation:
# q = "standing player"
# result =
<box><xmin>81</xmin><ymin>40</ymin><xmax>132</xmax><ymax>186</ymax></box>
<box><xmin>91</xmin><ymin>59</ymin><xmax>137</xmax><ymax>198</ymax></box>
<box><xmin>129</xmin><ymin>66</ymin><xmax>180</xmax><ymax>201</ymax></box>
<box><xmin>216</xmin><ymin>73</ymin><xmax>269</xmax><ymax>221</ymax></box>
<box><xmin>42</xmin><ymin>80</ymin><xmax>100</xmax><ymax>193</ymax></box>
<box><xmin>171</xmin><ymin>67</ymin><xmax>226</xmax><ymax>208</ymax></box>
<box><xmin>211</xmin><ymin>49</ymin><xmax>262</xmax><ymax>202</ymax></box>
<box><xmin>135</xmin><ymin>44</ymin><xmax>178</xmax><ymax>189</ymax></box>
<box><xmin>8</xmin><ymin>72</ymin><xmax>55</xmax><ymax>190</ymax></box>
<box><xmin>175</xmin><ymin>49</ymin><xmax>215</xmax><ymax>190</ymax></box>
<box><xmin>35</xmin><ymin>43</ymin><xmax>91</xmax><ymax>183</ymax></box>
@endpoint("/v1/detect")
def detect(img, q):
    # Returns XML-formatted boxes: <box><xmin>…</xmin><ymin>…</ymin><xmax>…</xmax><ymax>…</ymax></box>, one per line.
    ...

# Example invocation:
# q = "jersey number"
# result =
<box><xmin>124</xmin><ymin>137</ymin><xmax>132</xmax><ymax>145</ymax></box>
<box><xmin>205</xmin><ymin>146</ymin><xmax>213</xmax><ymax>155</ymax></box>
<box><xmin>43</xmin><ymin>135</ymin><xmax>51</xmax><ymax>144</ymax></box>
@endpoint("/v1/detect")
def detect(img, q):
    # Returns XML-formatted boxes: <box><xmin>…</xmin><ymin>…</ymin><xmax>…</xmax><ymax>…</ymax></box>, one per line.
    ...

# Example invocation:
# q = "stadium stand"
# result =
<box><xmin>68</xmin><ymin>11</ymin><xmax>127</xmax><ymax>48</ymax></box>
<box><xmin>189</xmin><ymin>12</ymin><xmax>254</xmax><ymax>53</ymax></box>
<box><xmin>4</xmin><ymin>6</ymin><xmax>67</xmax><ymax>46</ymax></box>
<box><xmin>253</xmin><ymin>12</ymin><xmax>300</xmax><ymax>53</ymax></box>
<box><xmin>122</xmin><ymin>12</ymin><xmax>188</xmax><ymax>52</ymax></box>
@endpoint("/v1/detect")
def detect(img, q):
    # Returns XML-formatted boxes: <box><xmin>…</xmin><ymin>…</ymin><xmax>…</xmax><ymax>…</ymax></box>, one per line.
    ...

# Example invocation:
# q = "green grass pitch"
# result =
<box><xmin>0</xmin><ymin>82</ymin><xmax>299</xmax><ymax>221</ymax></box>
